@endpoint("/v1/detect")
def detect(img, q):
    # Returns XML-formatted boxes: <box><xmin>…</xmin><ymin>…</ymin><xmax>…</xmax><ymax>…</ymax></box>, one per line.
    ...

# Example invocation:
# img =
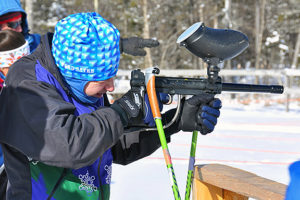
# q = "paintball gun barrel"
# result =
<box><xmin>130</xmin><ymin>69</ymin><xmax>283</xmax><ymax>96</ymax></box>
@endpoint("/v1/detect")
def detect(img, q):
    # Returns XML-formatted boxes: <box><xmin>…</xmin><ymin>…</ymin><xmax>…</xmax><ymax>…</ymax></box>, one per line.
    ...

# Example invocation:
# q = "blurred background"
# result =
<box><xmin>20</xmin><ymin>0</ymin><xmax>300</xmax><ymax>70</ymax></box>
<box><xmin>20</xmin><ymin>0</ymin><xmax>300</xmax><ymax>110</ymax></box>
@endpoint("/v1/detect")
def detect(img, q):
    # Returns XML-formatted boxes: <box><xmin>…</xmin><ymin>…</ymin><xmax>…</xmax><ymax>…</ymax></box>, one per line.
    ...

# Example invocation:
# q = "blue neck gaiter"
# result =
<box><xmin>64</xmin><ymin>76</ymin><xmax>100</xmax><ymax>104</ymax></box>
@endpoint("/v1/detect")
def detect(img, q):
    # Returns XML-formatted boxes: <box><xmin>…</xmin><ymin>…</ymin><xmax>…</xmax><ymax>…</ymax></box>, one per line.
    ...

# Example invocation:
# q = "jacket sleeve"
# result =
<box><xmin>0</xmin><ymin>78</ymin><xmax>124</xmax><ymax>169</ymax></box>
<box><xmin>112</xmin><ymin>108</ymin><xmax>180</xmax><ymax>165</ymax></box>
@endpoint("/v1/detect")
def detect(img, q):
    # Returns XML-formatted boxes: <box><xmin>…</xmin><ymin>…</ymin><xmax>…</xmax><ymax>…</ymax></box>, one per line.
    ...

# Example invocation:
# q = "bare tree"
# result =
<box><xmin>255</xmin><ymin>0</ymin><xmax>266</xmax><ymax>69</ymax></box>
<box><xmin>94</xmin><ymin>0</ymin><xmax>98</xmax><ymax>13</ymax></box>
<box><xmin>142</xmin><ymin>0</ymin><xmax>153</xmax><ymax>68</ymax></box>
<box><xmin>292</xmin><ymin>29</ymin><xmax>300</xmax><ymax>69</ymax></box>
<box><xmin>24</xmin><ymin>0</ymin><xmax>33</xmax><ymax>31</ymax></box>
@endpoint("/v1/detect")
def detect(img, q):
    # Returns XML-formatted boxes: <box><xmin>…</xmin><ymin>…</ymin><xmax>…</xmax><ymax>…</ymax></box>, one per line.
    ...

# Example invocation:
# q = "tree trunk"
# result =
<box><xmin>142</xmin><ymin>0</ymin><xmax>153</xmax><ymax>68</ymax></box>
<box><xmin>224</xmin><ymin>0</ymin><xmax>232</xmax><ymax>29</ymax></box>
<box><xmin>24</xmin><ymin>0</ymin><xmax>33</xmax><ymax>32</ymax></box>
<box><xmin>188</xmin><ymin>0</ymin><xmax>201</xmax><ymax>69</ymax></box>
<box><xmin>94</xmin><ymin>0</ymin><xmax>98</xmax><ymax>13</ymax></box>
<box><xmin>198</xmin><ymin>3</ymin><xmax>205</xmax><ymax>69</ymax></box>
<box><xmin>255</xmin><ymin>0</ymin><xmax>266</xmax><ymax>70</ymax></box>
<box><xmin>291</xmin><ymin>29</ymin><xmax>300</xmax><ymax>69</ymax></box>
<box><xmin>224</xmin><ymin>0</ymin><xmax>232</xmax><ymax>70</ymax></box>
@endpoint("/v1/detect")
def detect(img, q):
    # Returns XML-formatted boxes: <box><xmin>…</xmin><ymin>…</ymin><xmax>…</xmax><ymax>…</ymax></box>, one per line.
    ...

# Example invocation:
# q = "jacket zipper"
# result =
<box><xmin>98</xmin><ymin>156</ymin><xmax>104</xmax><ymax>200</ymax></box>
<box><xmin>47</xmin><ymin>168</ymin><xmax>67</xmax><ymax>200</ymax></box>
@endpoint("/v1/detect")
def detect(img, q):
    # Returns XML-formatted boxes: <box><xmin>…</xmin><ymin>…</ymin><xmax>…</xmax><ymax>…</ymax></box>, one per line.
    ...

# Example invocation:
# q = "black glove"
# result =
<box><xmin>111</xmin><ymin>89</ymin><xmax>144</xmax><ymax>127</ymax></box>
<box><xmin>111</xmin><ymin>89</ymin><xmax>169</xmax><ymax>127</ymax></box>
<box><xmin>119</xmin><ymin>37</ymin><xmax>160</xmax><ymax>56</ymax></box>
<box><xmin>179</xmin><ymin>95</ymin><xmax>222</xmax><ymax>135</ymax></box>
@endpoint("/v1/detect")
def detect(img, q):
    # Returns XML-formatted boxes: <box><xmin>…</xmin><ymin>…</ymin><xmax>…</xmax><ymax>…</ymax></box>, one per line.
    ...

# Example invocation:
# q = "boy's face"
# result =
<box><xmin>0</xmin><ymin>19</ymin><xmax>22</xmax><ymax>32</ymax></box>
<box><xmin>84</xmin><ymin>77</ymin><xmax>115</xmax><ymax>98</ymax></box>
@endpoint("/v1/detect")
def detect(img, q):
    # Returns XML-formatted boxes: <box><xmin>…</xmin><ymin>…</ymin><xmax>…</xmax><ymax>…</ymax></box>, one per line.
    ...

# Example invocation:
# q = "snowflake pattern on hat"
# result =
<box><xmin>52</xmin><ymin>12</ymin><xmax>120</xmax><ymax>81</ymax></box>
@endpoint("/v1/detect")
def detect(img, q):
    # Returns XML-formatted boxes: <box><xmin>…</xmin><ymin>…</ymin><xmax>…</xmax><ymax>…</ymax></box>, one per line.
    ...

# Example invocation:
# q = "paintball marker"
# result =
<box><xmin>130</xmin><ymin>22</ymin><xmax>283</xmax><ymax>130</ymax></box>
<box><xmin>131</xmin><ymin>22</ymin><xmax>283</xmax><ymax>98</ymax></box>
<box><xmin>130</xmin><ymin>22</ymin><xmax>284</xmax><ymax>200</ymax></box>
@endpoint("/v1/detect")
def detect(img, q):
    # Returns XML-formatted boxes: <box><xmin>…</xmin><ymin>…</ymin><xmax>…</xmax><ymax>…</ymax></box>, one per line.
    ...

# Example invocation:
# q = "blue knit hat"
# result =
<box><xmin>52</xmin><ymin>12</ymin><xmax>120</xmax><ymax>81</ymax></box>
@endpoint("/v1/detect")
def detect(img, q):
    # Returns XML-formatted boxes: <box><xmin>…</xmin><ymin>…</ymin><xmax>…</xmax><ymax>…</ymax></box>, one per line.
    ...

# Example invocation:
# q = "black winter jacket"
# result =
<box><xmin>0</xmin><ymin>33</ymin><xmax>178</xmax><ymax>199</ymax></box>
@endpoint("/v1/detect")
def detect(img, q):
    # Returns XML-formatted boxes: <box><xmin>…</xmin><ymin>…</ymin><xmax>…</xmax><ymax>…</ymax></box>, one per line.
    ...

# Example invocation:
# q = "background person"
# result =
<box><xmin>0</xmin><ymin>12</ymin><xmax>221</xmax><ymax>199</ymax></box>
<box><xmin>0</xmin><ymin>0</ymin><xmax>40</xmax><ymax>52</ymax></box>
<box><xmin>0</xmin><ymin>30</ymin><xmax>30</xmax><ymax>85</ymax></box>
<box><xmin>285</xmin><ymin>161</ymin><xmax>300</xmax><ymax>200</ymax></box>
<box><xmin>0</xmin><ymin>29</ymin><xmax>30</xmax><ymax>200</ymax></box>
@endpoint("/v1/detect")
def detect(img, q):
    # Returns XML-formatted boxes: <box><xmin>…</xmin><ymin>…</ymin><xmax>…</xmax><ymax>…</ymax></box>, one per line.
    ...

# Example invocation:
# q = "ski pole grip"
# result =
<box><xmin>145</xmin><ymin>67</ymin><xmax>161</xmax><ymax>119</ymax></box>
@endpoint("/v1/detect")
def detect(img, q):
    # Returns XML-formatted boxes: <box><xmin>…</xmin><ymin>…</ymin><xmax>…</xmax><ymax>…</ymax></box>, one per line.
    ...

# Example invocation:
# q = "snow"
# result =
<box><xmin>110</xmin><ymin>97</ymin><xmax>300</xmax><ymax>200</ymax></box>
<box><xmin>279</xmin><ymin>44</ymin><xmax>289</xmax><ymax>51</ymax></box>
<box><xmin>265</xmin><ymin>31</ymin><xmax>280</xmax><ymax>46</ymax></box>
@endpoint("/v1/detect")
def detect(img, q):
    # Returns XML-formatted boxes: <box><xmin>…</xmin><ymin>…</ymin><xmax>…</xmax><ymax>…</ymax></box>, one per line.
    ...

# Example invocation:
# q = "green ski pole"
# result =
<box><xmin>145</xmin><ymin>67</ymin><xmax>181</xmax><ymax>200</ymax></box>
<box><xmin>184</xmin><ymin>130</ymin><xmax>198</xmax><ymax>200</ymax></box>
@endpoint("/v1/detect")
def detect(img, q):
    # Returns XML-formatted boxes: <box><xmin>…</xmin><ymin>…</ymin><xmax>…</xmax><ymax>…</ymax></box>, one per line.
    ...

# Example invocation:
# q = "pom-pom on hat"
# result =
<box><xmin>52</xmin><ymin>12</ymin><xmax>120</xmax><ymax>81</ymax></box>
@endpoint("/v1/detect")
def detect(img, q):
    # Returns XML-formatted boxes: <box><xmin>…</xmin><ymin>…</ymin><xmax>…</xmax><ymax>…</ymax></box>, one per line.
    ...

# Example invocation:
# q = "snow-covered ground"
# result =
<box><xmin>110</xmin><ymin>96</ymin><xmax>300</xmax><ymax>200</ymax></box>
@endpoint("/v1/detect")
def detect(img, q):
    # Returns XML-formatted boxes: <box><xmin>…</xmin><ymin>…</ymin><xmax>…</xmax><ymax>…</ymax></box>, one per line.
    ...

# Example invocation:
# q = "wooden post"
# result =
<box><xmin>193</xmin><ymin>178</ymin><xmax>248</xmax><ymax>200</ymax></box>
<box><xmin>193</xmin><ymin>181</ymin><xmax>223</xmax><ymax>200</ymax></box>
<box><xmin>193</xmin><ymin>164</ymin><xmax>287</xmax><ymax>200</ymax></box>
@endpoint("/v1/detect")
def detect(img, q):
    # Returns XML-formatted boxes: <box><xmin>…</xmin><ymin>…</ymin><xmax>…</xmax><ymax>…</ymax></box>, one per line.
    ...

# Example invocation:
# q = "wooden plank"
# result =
<box><xmin>194</xmin><ymin>164</ymin><xmax>286</xmax><ymax>200</ymax></box>
<box><xmin>192</xmin><ymin>179</ymin><xmax>223</xmax><ymax>200</ymax></box>
<box><xmin>224</xmin><ymin>190</ymin><xmax>248</xmax><ymax>200</ymax></box>
<box><xmin>192</xmin><ymin>179</ymin><xmax>248</xmax><ymax>200</ymax></box>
